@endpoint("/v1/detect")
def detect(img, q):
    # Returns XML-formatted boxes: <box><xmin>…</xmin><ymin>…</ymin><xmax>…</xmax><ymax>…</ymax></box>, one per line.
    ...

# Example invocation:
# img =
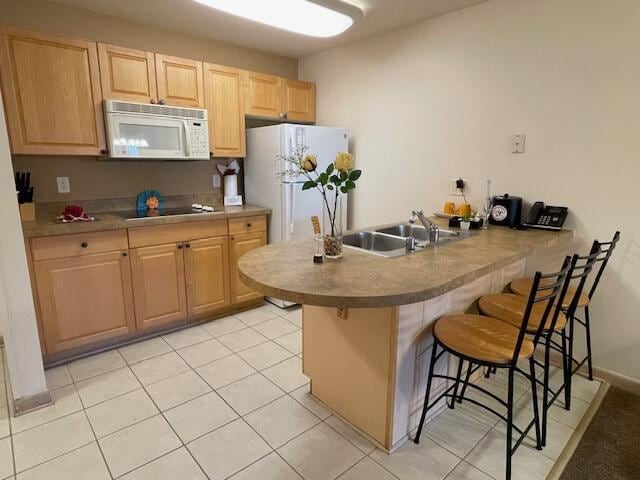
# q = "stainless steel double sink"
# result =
<box><xmin>343</xmin><ymin>223</ymin><xmax>474</xmax><ymax>257</ymax></box>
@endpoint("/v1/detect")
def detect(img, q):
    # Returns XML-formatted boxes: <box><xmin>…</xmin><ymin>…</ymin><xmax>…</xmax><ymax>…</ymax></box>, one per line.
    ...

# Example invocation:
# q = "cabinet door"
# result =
<box><xmin>34</xmin><ymin>251</ymin><xmax>135</xmax><ymax>353</ymax></box>
<box><xmin>204</xmin><ymin>63</ymin><xmax>246</xmax><ymax>157</ymax></box>
<box><xmin>131</xmin><ymin>243</ymin><xmax>187</xmax><ymax>329</ymax></box>
<box><xmin>98</xmin><ymin>43</ymin><xmax>157</xmax><ymax>103</ymax></box>
<box><xmin>284</xmin><ymin>79</ymin><xmax>316</xmax><ymax>123</ymax></box>
<box><xmin>155</xmin><ymin>54</ymin><xmax>204</xmax><ymax>107</ymax></box>
<box><xmin>230</xmin><ymin>231</ymin><xmax>267</xmax><ymax>304</ymax></box>
<box><xmin>242</xmin><ymin>70</ymin><xmax>283</xmax><ymax>119</ymax></box>
<box><xmin>184</xmin><ymin>236</ymin><xmax>231</xmax><ymax>316</ymax></box>
<box><xmin>0</xmin><ymin>26</ymin><xmax>105</xmax><ymax>155</ymax></box>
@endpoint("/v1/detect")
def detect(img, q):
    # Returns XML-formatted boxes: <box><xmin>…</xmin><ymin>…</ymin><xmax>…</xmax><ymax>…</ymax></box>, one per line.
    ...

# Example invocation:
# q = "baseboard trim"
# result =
<box><xmin>546</xmin><ymin>381</ymin><xmax>610</xmax><ymax>480</ymax></box>
<box><xmin>13</xmin><ymin>390</ymin><xmax>53</xmax><ymax>417</ymax></box>
<box><xmin>591</xmin><ymin>366</ymin><xmax>640</xmax><ymax>395</ymax></box>
<box><xmin>545</xmin><ymin>351</ymin><xmax>640</xmax><ymax>394</ymax></box>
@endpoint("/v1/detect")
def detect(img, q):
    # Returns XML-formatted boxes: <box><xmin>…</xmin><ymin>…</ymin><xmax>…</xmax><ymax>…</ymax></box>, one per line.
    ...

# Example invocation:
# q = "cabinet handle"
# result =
<box><xmin>185</xmin><ymin>243</ymin><xmax>191</xmax><ymax>248</ymax></box>
<box><xmin>158</xmin><ymin>99</ymin><xmax>166</xmax><ymax>105</ymax></box>
<box><xmin>81</xmin><ymin>242</ymin><xmax>88</xmax><ymax>248</ymax></box>
<box><xmin>122</xmin><ymin>252</ymin><xmax>128</xmax><ymax>257</ymax></box>
<box><xmin>150</xmin><ymin>99</ymin><xmax>157</xmax><ymax>104</ymax></box>
<box><xmin>246</xmin><ymin>223</ymin><xmax>252</xmax><ymax>228</ymax></box>
<box><xmin>177</xmin><ymin>244</ymin><xmax>183</xmax><ymax>249</ymax></box>
<box><xmin>100</xmin><ymin>149</ymin><xmax>107</xmax><ymax>155</ymax></box>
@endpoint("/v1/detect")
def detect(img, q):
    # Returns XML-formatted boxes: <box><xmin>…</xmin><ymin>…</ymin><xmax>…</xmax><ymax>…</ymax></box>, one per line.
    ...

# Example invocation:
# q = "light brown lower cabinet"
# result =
<box><xmin>31</xmin><ymin>216</ymin><xmax>267</xmax><ymax>357</ymax></box>
<box><xmin>130</xmin><ymin>243</ymin><xmax>188</xmax><ymax>329</ymax></box>
<box><xmin>34</xmin><ymin>251</ymin><xmax>136</xmax><ymax>353</ymax></box>
<box><xmin>185</xmin><ymin>236</ymin><xmax>231</xmax><ymax>316</ymax></box>
<box><xmin>229</xmin><ymin>231</ymin><xmax>267</xmax><ymax>303</ymax></box>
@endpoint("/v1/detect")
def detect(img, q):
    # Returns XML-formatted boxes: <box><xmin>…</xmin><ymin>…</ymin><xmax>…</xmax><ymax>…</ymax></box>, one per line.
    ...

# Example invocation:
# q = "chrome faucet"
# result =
<box><xmin>410</xmin><ymin>210</ymin><xmax>439</xmax><ymax>242</ymax></box>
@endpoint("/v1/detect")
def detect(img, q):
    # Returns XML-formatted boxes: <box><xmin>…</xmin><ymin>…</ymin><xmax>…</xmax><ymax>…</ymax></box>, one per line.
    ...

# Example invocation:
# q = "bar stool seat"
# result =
<box><xmin>434</xmin><ymin>314</ymin><xmax>534</xmax><ymax>364</ymax></box>
<box><xmin>510</xmin><ymin>278</ymin><xmax>590</xmax><ymax>308</ymax></box>
<box><xmin>478</xmin><ymin>294</ymin><xmax>568</xmax><ymax>333</ymax></box>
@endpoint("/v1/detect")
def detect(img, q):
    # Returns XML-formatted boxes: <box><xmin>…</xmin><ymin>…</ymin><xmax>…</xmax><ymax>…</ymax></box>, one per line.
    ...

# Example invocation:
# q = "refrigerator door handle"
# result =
<box><xmin>289</xmin><ymin>184</ymin><xmax>295</xmax><ymax>236</ymax></box>
<box><xmin>284</xmin><ymin>183</ymin><xmax>295</xmax><ymax>239</ymax></box>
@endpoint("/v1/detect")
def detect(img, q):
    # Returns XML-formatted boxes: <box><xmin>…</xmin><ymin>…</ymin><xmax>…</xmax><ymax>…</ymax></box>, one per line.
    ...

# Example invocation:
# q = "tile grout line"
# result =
<box><xmin>2</xmin><ymin>347</ymin><xmax>18</xmax><ymax>480</ymax></box>
<box><xmin>124</xmin><ymin>358</ymin><xmax>211</xmax><ymax>480</ymax></box>
<box><xmin>81</xmin><ymin>408</ymin><xmax>116</xmax><ymax>480</ymax></box>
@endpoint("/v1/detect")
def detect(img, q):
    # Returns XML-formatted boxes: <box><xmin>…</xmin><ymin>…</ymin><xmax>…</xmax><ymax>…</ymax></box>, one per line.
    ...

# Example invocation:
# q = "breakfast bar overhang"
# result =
<box><xmin>239</xmin><ymin>219</ymin><xmax>573</xmax><ymax>451</ymax></box>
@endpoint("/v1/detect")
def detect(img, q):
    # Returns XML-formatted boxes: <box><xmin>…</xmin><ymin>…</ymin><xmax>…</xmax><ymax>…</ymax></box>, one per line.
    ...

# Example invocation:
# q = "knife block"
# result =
<box><xmin>19</xmin><ymin>203</ymin><xmax>36</xmax><ymax>222</ymax></box>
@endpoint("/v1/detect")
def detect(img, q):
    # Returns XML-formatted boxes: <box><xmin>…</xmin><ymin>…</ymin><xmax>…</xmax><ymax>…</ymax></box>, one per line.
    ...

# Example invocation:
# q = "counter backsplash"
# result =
<box><xmin>35</xmin><ymin>193</ymin><xmax>224</xmax><ymax>219</ymax></box>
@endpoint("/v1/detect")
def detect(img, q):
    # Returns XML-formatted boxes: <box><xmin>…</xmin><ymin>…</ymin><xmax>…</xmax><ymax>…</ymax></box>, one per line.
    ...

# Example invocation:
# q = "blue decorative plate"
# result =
<box><xmin>136</xmin><ymin>190</ymin><xmax>164</xmax><ymax>214</ymax></box>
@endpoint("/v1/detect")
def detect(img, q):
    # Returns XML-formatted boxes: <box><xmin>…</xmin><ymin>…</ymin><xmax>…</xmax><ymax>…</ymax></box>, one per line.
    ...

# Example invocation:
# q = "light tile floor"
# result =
<box><xmin>0</xmin><ymin>305</ymin><xmax>600</xmax><ymax>480</ymax></box>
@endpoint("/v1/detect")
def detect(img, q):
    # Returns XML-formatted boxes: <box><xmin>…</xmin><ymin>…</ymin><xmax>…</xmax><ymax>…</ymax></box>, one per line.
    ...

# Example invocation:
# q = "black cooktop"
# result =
<box><xmin>112</xmin><ymin>208</ymin><xmax>208</xmax><ymax>219</ymax></box>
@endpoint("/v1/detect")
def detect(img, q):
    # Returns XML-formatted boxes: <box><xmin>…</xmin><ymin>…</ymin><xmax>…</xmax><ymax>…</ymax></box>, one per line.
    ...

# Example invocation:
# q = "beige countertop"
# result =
<box><xmin>238</xmin><ymin>218</ymin><xmax>573</xmax><ymax>308</ymax></box>
<box><xmin>22</xmin><ymin>205</ymin><xmax>271</xmax><ymax>238</ymax></box>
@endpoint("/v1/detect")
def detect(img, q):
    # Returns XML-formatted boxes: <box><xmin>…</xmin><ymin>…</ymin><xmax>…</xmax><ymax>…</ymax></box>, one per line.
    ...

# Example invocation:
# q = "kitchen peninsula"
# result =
<box><xmin>239</xmin><ymin>218</ymin><xmax>573</xmax><ymax>451</ymax></box>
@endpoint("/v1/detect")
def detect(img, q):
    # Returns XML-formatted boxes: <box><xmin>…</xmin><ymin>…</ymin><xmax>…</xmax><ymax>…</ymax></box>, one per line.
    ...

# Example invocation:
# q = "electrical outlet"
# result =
<box><xmin>213</xmin><ymin>174</ymin><xmax>221</xmax><ymax>188</ymax></box>
<box><xmin>450</xmin><ymin>178</ymin><xmax>465</xmax><ymax>196</ymax></box>
<box><xmin>56</xmin><ymin>176</ymin><xmax>70</xmax><ymax>194</ymax></box>
<box><xmin>511</xmin><ymin>134</ymin><xmax>526</xmax><ymax>153</ymax></box>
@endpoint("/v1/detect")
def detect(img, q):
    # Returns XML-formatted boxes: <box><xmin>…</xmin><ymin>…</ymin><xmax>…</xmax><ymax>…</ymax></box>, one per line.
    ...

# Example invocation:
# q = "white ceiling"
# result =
<box><xmin>51</xmin><ymin>0</ymin><xmax>487</xmax><ymax>58</ymax></box>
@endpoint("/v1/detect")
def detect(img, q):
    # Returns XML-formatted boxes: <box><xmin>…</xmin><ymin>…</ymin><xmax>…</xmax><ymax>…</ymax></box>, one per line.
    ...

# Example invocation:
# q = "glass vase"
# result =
<box><xmin>322</xmin><ymin>194</ymin><xmax>343</xmax><ymax>259</ymax></box>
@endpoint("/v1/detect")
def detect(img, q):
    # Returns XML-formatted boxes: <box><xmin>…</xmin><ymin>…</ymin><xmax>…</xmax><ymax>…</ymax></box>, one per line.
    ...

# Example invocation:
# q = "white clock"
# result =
<box><xmin>492</xmin><ymin>205</ymin><xmax>508</xmax><ymax>222</ymax></box>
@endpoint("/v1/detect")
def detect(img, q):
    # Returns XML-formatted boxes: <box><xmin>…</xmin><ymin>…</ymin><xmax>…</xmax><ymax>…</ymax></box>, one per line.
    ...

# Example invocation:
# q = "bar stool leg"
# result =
<box><xmin>506</xmin><ymin>368</ymin><xmax>515</xmax><ymax>480</ymax></box>
<box><xmin>528</xmin><ymin>357</ymin><xmax>542</xmax><ymax>450</ymax></box>
<box><xmin>449</xmin><ymin>359</ymin><xmax>464</xmax><ymax>409</ymax></box>
<box><xmin>457</xmin><ymin>361</ymin><xmax>474</xmax><ymax>403</ymax></box>
<box><xmin>542</xmin><ymin>334</ymin><xmax>551</xmax><ymax>447</ymax></box>
<box><xmin>566</xmin><ymin>315</ymin><xmax>575</xmax><ymax>403</ymax></box>
<box><xmin>561</xmin><ymin>329</ymin><xmax>571</xmax><ymax>410</ymax></box>
<box><xmin>414</xmin><ymin>341</ymin><xmax>439</xmax><ymax>444</ymax></box>
<box><xmin>584</xmin><ymin>305</ymin><xmax>594</xmax><ymax>381</ymax></box>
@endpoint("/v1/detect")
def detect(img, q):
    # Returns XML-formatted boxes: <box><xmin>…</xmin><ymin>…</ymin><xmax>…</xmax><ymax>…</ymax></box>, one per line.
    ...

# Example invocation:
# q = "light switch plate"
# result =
<box><xmin>511</xmin><ymin>134</ymin><xmax>526</xmax><ymax>153</ymax></box>
<box><xmin>56</xmin><ymin>176</ymin><xmax>70</xmax><ymax>193</ymax></box>
<box><xmin>213</xmin><ymin>174</ymin><xmax>221</xmax><ymax>188</ymax></box>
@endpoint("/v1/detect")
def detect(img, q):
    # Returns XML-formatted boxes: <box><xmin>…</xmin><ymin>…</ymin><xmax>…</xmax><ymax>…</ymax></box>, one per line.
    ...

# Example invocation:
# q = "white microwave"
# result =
<box><xmin>104</xmin><ymin>100</ymin><xmax>210</xmax><ymax>160</ymax></box>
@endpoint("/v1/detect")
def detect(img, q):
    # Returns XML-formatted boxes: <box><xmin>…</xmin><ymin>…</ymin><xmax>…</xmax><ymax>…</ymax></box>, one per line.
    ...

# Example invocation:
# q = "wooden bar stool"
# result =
<box><xmin>478</xmin><ymin>247</ymin><xmax>600</xmax><ymax>446</ymax></box>
<box><xmin>414</xmin><ymin>258</ymin><xmax>571</xmax><ymax>480</ymax></box>
<box><xmin>509</xmin><ymin>232</ymin><xmax>620</xmax><ymax>382</ymax></box>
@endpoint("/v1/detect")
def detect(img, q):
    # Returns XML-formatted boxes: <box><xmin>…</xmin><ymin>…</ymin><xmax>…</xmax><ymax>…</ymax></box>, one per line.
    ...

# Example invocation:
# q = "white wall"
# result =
<box><xmin>300</xmin><ymin>0</ymin><xmax>640</xmax><ymax>381</ymax></box>
<box><xmin>0</xmin><ymin>94</ymin><xmax>48</xmax><ymax>401</ymax></box>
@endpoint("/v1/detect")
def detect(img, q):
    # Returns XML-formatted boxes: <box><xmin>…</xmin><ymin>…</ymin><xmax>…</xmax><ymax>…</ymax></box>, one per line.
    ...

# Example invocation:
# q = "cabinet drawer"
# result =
<box><xmin>31</xmin><ymin>230</ymin><xmax>128</xmax><ymax>261</ymax></box>
<box><xmin>228</xmin><ymin>215</ymin><xmax>267</xmax><ymax>235</ymax></box>
<box><xmin>128</xmin><ymin>219</ymin><xmax>228</xmax><ymax>248</ymax></box>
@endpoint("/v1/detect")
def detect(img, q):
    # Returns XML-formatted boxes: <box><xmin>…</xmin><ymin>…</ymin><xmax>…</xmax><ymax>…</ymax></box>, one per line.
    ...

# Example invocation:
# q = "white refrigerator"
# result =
<box><xmin>245</xmin><ymin>124</ymin><xmax>349</xmax><ymax>308</ymax></box>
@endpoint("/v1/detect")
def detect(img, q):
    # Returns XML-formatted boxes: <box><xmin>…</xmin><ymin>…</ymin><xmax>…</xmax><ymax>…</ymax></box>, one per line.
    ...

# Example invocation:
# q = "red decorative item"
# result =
<box><xmin>57</xmin><ymin>205</ymin><xmax>95</xmax><ymax>222</ymax></box>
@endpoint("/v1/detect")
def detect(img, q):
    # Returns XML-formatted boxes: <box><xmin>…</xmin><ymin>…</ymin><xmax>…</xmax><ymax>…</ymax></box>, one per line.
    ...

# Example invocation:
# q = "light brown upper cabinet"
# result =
<box><xmin>130</xmin><ymin>242</ymin><xmax>188</xmax><ymax>330</ymax></box>
<box><xmin>184</xmin><ymin>236</ymin><xmax>231</xmax><ymax>316</ymax></box>
<box><xmin>229</xmin><ymin>230</ymin><xmax>267</xmax><ymax>304</ymax></box>
<box><xmin>98</xmin><ymin>43</ymin><xmax>157</xmax><ymax>103</ymax></box>
<box><xmin>242</xmin><ymin>70</ymin><xmax>284</xmax><ymax>119</ymax></box>
<box><xmin>155</xmin><ymin>53</ymin><xmax>204</xmax><ymax>108</ymax></box>
<box><xmin>242</xmin><ymin>70</ymin><xmax>316</xmax><ymax>123</ymax></box>
<box><xmin>283</xmin><ymin>79</ymin><xmax>316</xmax><ymax>123</ymax></box>
<box><xmin>204</xmin><ymin>63</ymin><xmax>246</xmax><ymax>157</ymax></box>
<box><xmin>0</xmin><ymin>26</ymin><xmax>105</xmax><ymax>155</ymax></box>
<box><xmin>98</xmin><ymin>45</ymin><xmax>204</xmax><ymax>108</ymax></box>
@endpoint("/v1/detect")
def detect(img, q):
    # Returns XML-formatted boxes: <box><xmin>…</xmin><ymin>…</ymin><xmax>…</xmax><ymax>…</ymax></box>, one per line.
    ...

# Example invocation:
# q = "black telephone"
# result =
<box><xmin>523</xmin><ymin>202</ymin><xmax>568</xmax><ymax>230</ymax></box>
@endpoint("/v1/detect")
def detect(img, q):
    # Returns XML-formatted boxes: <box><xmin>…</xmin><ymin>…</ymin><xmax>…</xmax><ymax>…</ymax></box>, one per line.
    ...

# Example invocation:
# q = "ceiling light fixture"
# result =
<box><xmin>193</xmin><ymin>0</ymin><xmax>361</xmax><ymax>38</ymax></box>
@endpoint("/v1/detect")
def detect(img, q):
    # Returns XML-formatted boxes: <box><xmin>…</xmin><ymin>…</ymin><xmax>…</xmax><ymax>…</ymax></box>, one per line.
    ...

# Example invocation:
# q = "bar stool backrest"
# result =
<box><xmin>565</xmin><ymin>242</ymin><xmax>602</xmax><ymax>318</ymax></box>
<box><xmin>587</xmin><ymin>231</ymin><xmax>621</xmax><ymax>300</ymax></box>
<box><xmin>511</xmin><ymin>256</ymin><xmax>572</xmax><ymax>365</ymax></box>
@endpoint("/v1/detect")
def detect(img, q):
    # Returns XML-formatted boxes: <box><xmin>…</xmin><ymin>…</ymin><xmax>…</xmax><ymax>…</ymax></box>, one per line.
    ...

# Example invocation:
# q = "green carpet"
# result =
<box><xmin>561</xmin><ymin>386</ymin><xmax>640</xmax><ymax>480</ymax></box>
